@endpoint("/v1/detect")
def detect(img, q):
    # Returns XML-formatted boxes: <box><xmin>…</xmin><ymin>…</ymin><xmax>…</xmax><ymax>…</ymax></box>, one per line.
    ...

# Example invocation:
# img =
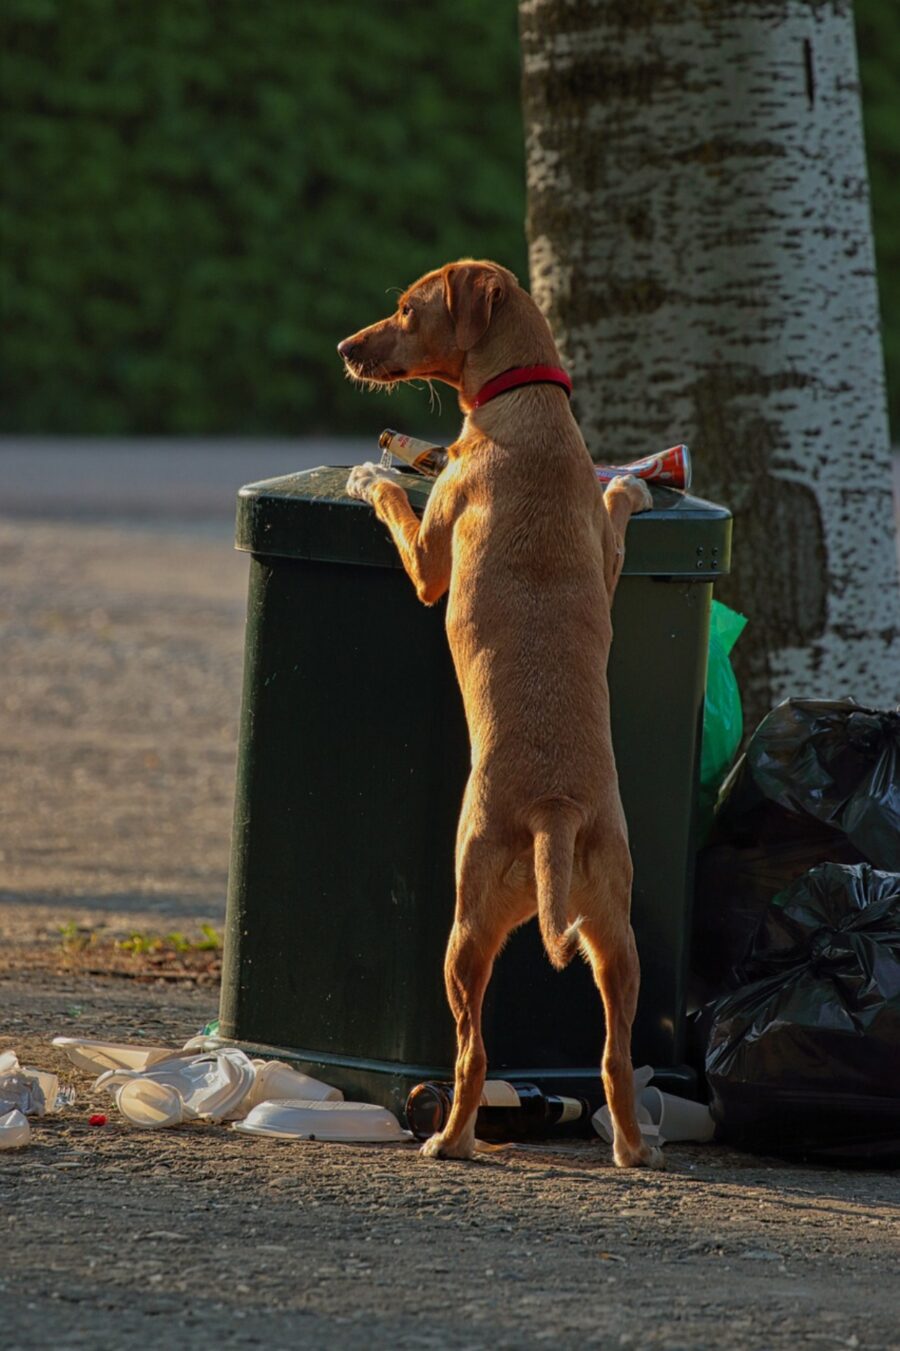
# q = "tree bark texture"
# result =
<box><xmin>520</xmin><ymin>0</ymin><xmax>899</xmax><ymax>727</ymax></box>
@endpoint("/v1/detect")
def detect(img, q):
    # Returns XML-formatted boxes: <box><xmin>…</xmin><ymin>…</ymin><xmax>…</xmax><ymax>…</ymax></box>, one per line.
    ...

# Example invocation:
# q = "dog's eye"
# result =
<box><xmin>400</xmin><ymin>304</ymin><xmax>413</xmax><ymax>319</ymax></box>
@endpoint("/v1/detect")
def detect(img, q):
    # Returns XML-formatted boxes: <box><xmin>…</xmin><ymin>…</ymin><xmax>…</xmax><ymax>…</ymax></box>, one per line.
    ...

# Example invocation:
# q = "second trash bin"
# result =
<box><xmin>220</xmin><ymin>467</ymin><xmax>732</xmax><ymax>1118</ymax></box>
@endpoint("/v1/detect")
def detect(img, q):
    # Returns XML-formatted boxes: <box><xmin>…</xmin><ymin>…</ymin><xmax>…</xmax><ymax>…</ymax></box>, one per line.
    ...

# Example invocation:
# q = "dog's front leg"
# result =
<box><xmin>601</xmin><ymin>474</ymin><xmax>653</xmax><ymax>599</ymax></box>
<box><xmin>346</xmin><ymin>463</ymin><xmax>456</xmax><ymax>604</ymax></box>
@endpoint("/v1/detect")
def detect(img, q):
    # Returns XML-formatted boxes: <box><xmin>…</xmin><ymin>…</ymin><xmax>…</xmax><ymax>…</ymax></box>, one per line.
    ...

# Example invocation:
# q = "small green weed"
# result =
<box><xmin>116</xmin><ymin>925</ymin><xmax>222</xmax><ymax>956</ymax></box>
<box><xmin>58</xmin><ymin>921</ymin><xmax>95</xmax><ymax>952</ymax></box>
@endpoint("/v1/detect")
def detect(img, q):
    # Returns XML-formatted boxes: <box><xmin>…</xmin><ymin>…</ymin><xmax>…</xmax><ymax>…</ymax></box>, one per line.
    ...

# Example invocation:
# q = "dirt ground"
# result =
<box><xmin>1</xmin><ymin>465</ymin><xmax>899</xmax><ymax>1350</ymax></box>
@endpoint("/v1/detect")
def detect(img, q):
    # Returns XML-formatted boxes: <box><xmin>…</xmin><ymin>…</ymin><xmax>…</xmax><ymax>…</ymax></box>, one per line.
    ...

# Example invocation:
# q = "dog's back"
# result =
<box><xmin>444</xmin><ymin>387</ymin><xmax>622</xmax><ymax>837</ymax></box>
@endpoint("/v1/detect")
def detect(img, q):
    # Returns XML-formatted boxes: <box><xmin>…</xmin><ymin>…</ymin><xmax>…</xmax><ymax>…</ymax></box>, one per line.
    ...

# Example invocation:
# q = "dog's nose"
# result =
<box><xmin>337</xmin><ymin>338</ymin><xmax>358</xmax><ymax>361</ymax></box>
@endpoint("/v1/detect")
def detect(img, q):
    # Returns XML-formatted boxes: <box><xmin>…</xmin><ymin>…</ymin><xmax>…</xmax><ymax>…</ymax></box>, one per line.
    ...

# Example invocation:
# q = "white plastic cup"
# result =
<box><xmin>0</xmin><ymin>1108</ymin><xmax>32</xmax><ymax>1149</ymax></box>
<box><xmin>640</xmin><ymin>1087</ymin><xmax>716</xmax><ymax>1143</ymax></box>
<box><xmin>116</xmin><ymin>1079</ymin><xmax>184</xmax><ymax>1129</ymax></box>
<box><xmin>245</xmin><ymin>1062</ymin><xmax>344</xmax><ymax>1110</ymax></box>
<box><xmin>590</xmin><ymin>1102</ymin><xmax>660</xmax><ymax>1146</ymax></box>
<box><xmin>23</xmin><ymin>1068</ymin><xmax>60</xmax><ymax>1114</ymax></box>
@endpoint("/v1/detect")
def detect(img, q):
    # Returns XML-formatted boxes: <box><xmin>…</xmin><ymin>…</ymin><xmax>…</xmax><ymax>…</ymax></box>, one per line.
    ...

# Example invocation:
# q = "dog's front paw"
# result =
<box><xmin>607</xmin><ymin>473</ymin><xmax>653</xmax><ymax>514</ymax></box>
<box><xmin>345</xmin><ymin>462</ymin><xmax>395</xmax><ymax>504</ymax></box>
<box><xmin>420</xmin><ymin>1131</ymin><xmax>476</xmax><ymax>1162</ymax></box>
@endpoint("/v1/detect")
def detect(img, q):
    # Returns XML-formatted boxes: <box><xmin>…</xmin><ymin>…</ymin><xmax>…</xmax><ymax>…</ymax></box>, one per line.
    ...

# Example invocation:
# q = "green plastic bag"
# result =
<box><xmin>698</xmin><ymin>601</ymin><xmax>747</xmax><ymax>836</ymax></box>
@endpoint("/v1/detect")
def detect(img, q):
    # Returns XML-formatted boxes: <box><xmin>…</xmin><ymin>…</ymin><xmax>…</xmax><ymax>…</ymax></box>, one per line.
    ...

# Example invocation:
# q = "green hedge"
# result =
<box><xmin>0</xmin><ymin>0</ymin><xmax>527</xmax><ymax>437</ymax></box>
<box><xmin>1</xmin><ymin>1</ymin><xmax>897</xmax><ymax>436</ymax></box>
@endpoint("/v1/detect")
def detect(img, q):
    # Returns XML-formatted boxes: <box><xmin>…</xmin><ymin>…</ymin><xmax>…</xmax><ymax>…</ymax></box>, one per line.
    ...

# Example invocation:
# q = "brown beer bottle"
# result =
<box><xmin>405</xmin><ymin>1079</ymin><xmax>591</xmax><ymax>1143</ymax></box>
<box><xmin>378</xmin><ymin>428</ymin><xmax>448</xmax><ymax>478</ymax></box>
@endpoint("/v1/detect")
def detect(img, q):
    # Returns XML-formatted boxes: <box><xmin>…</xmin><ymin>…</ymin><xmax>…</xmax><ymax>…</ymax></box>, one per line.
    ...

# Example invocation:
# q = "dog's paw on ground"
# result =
<box><xmin>420</xmin><ymin>1132</ymin><xmax>476</xmax><ymax>1161</ymax></box>
<box><xmin>614</xmin><ymin>1142</ymin><xmax>666</xmax><ymax>1170</ymax></box>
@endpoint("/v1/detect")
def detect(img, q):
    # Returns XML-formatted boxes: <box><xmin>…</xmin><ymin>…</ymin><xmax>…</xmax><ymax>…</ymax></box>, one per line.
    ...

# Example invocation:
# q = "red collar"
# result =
<box><xmin>469</xmin><ymin>364</ymin><xmax>573</xmax><ymax>410</ymax></box>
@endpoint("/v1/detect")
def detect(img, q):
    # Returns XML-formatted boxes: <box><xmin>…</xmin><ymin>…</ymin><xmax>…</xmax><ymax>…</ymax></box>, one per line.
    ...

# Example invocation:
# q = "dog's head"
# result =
<box><xmin>337</xmin><ymin>260</ymin><xmax>515</xmax><ymax>389</ymax></box>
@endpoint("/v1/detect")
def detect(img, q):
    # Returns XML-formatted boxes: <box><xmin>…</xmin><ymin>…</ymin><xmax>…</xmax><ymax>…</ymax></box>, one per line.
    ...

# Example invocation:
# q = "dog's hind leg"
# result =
<box><xmin>578</xmin><ymin>845</ymin><xmax>664</xmax><ymax>1170</ymax></box>
<box><xmin>421</xmin><ymin>836</ymin><xmax>524</xmax><ymax>1162</ymax></box>
<box><xmin>581</xmin><ymin>920</ymin><xmax>663</xmax><ymax>1169</ymax></box>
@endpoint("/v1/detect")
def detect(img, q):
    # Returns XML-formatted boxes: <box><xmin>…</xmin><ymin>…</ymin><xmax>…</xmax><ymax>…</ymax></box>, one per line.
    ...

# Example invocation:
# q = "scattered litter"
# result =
<box><xmin>241</xmin><ymin>1061</ymin><xmax>343</xmax><ymax>1112</ymax></box>
<box><xmin>52</xmin><ymin>1036</ymin><xmax>185</xmax><ymax>1075</ymax></box>
<box><xmin>592</xmin><ymin>1065</ymin><xmax>659</xmax><ymax>1146</ymax></box>
<box><xmin>233</xmin><ymin>1099</ymin><xmax>411</xmax><ymax>1143</ymax></box>
<box><xmin>182</xmin><ymin>1020</ymin><xmax>222</xmax><ymax>1053</ymax></box>
<box><xmin>114</xmin><ymin>1078</ymin><xmax>185</xmax><ymax>1128</ymax></box>
<box><xmin>0</xmin><ymin>1050</ymin><xmax>74</xmax><ymax>1116</ymax></box>
<box><xmin>96</xmin><ymin>1048</ymin><xmax>256</xmax><ymax>1126</ymax></box>
<box><xmin>639</xmin><ymin>1086</ymin><xmax>715</xmax><ymax>1144</ymax></box>
<box><xmin>181</xmin><ymin>1034</ymin><xmax>226</xmax><ymax>1053</ymax></box>
<box><xmin>0</xmin><ymin>1109</ymin><xmax>31</xmax><ymax>1150</ymax></box>
<box><xmin>40</xmin><ymin>1032</ymin><xmax>406</xmax><ymax>1146</ymax></box>
<box><xmin>591</xmin><ymin>1065</ymin><xmax>715</xmax><ymax>1146</ymax></box>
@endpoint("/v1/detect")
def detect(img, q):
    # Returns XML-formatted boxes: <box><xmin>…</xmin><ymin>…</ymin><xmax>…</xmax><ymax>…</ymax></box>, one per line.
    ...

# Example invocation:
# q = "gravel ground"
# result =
<box><xmin>1</xmin><ymin>444</ymin><xmax>899</xmax><ymax>1350</ymax></box>
<box><xmin>3</xmin><ymin>982</ymin><xmax>898</xmax><ymax>1351</ymax></box>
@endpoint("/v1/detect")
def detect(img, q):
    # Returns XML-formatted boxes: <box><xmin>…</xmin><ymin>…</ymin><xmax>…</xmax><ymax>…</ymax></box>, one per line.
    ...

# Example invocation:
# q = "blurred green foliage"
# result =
<box><xmin>0</xmin><ymin>1</ymin><xmax>897</xmax><ymax>436</ymax></box>
<box><xmin>0</xmin><ymin>0</ymin><xmax>526</xmax><ymax>437</ymax></box>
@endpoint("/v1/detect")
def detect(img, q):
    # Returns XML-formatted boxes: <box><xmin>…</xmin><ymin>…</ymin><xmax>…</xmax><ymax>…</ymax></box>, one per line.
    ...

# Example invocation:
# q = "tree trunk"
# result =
<box><xmin>519</xmin><ymin>0</ymin><xmax>899</xmax><ymax>728</ymax></box>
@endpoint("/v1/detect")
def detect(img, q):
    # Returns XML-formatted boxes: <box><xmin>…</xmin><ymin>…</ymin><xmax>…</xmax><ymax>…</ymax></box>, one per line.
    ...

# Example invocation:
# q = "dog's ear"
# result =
<box><xmin>443</xmin><ymin>264</ymin><xmax>506</xmax><ymax>351</ymax></box>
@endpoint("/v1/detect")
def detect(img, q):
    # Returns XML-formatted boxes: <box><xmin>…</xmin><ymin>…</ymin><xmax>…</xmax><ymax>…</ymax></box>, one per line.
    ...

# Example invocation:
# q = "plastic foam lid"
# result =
<box><xmin>233</xmin><ymin>1099</ymin><xmax>411</xmax><ymax>1143</ymax></box>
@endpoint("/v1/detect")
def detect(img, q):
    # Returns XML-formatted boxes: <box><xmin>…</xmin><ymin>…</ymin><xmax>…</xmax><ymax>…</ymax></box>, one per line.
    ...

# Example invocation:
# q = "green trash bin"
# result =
<box><xmin>219</xmin><ymin>466</ymin><xmax>732</xmax><ymax>1117</ymax></box>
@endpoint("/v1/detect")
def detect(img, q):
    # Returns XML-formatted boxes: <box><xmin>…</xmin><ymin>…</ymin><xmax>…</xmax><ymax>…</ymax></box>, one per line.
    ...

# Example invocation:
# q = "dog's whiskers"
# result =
<box><xmin>343</xmin><ymin>364</ymin><xmax>399</xmax><ymax>396</ymax></box>
<box><xmin>409</xmin><ymin>378</ymin><xmax>443</xmax><ymax>416</ymax></box>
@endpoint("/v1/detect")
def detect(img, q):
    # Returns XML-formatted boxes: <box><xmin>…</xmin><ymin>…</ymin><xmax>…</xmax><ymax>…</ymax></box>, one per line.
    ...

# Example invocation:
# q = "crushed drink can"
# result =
<box><xmin>594</xmin><ymin>444</ymin><xmax>691</xmax><ymax>491</ymax></box>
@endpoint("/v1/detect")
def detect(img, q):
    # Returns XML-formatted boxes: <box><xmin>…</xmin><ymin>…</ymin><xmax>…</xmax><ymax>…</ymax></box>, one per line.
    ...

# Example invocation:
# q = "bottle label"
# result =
<box><xmin>480</xmin><ymin>1080</ymin><xmax>521</xmax><ymax>1109</ymax></box>
<box><xmin>555</xmin><ymin>1096</ymin><xmax>584</xmax><ymax>1124</ymax></box>
<box><xmin>378</xmin><ymin>428</ymin><xmax>446</xmax><ymax>477</ymax></box>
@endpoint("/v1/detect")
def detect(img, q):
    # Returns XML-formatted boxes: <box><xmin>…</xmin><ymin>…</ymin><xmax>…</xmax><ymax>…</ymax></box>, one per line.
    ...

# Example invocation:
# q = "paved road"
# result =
<box><xmin>0</xmin><ymin>437</ymin><xmax>370</xmax><ymax>529</ymax></box>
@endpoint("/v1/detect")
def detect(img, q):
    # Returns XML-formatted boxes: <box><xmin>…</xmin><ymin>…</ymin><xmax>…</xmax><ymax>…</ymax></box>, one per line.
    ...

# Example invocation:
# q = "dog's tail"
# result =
<box><xmin>530</xmin><ymin>803</ymin><xmax>584</xmax><ymax>972</ymax></box>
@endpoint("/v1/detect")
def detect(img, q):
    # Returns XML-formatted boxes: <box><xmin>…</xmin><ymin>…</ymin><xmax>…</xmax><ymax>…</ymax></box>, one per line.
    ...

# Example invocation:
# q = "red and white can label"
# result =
<box><xmin>595</xmin><ymin>444</ymin><xmax>691</xmax><ymax>490</ymax></box>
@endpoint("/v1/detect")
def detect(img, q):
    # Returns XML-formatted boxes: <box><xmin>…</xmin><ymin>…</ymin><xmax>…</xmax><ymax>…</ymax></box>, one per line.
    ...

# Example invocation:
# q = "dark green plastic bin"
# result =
<box><xmin>219</xmin><ymin>466</ymin><xmax>732</xmax><ymax>1117</ymax></box>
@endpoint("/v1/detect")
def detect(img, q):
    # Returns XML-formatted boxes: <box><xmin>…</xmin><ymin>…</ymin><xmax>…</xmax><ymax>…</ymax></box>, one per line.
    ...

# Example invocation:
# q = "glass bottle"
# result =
<box><xmin>405</xmin><ymin>1079</ymin><xmax>591</xmax><ymax>1143</ymax></box>
<box><xmin>378</xmin><ymin>428</ymin><xmax>448</xmax><ymax>477</ymax></box>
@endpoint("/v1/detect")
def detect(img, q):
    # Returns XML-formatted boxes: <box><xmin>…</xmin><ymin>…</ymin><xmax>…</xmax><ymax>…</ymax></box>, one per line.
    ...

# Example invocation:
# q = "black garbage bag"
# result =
<box><xmin>691</xmin><ymin>698</ymin><xmax>899</xmax><ymax>1002</ymax></box>
<box><xmin>721</xmin><ymin>699</ymin><xmax>900</xmax><ymax>867</ymax></box>
<box><xmin>705</xmin><ymin>862</ymin><xmax>900</xmax><ymax>1165</ymax></box>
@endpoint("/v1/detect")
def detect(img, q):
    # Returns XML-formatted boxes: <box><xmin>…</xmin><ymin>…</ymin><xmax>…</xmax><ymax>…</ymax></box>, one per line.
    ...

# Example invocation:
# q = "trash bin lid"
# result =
<box><xmin>236</xmin><ymin>466</ymin><xmax>731</xmax><ymax>580</ymax></box>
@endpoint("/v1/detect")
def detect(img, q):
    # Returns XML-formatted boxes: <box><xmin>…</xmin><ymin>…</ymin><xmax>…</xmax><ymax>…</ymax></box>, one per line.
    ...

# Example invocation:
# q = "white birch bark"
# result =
<box><xmin>520</xmin><ymin>0</ymin><xmax>899</xmax><ymax>726</ymax></box>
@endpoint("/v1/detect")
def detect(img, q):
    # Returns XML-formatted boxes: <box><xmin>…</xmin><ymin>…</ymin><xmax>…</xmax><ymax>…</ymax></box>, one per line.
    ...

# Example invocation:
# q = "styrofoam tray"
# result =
<box><xmin>233</xmin><ymin>1099</ymin><xmax>411</xmax><ymax>1143</ymax></box>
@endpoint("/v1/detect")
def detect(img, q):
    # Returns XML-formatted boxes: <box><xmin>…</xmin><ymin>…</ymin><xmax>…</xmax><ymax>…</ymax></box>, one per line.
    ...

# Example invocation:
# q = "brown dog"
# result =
<box><xmin>339</xmin><ymin>260</ymin><xmax>661</xmax><ymax>1168</ymax></box>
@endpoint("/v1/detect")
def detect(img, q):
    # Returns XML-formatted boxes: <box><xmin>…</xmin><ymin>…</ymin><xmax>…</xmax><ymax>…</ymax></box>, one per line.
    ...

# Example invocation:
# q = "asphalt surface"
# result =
<box><xmin>0</xmin><ymin>437</ymin><xmax>370</xmax><ymax>527</ymax></box>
